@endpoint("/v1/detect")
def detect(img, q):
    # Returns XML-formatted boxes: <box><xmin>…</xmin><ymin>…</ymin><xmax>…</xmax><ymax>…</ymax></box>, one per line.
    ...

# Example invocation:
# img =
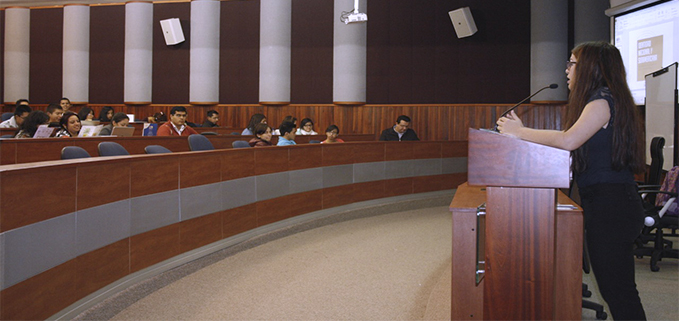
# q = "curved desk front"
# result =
<box><xmin>0</xmin><ymin>141</ymin><xmax>467</xmax><ymax>320</ymax></box>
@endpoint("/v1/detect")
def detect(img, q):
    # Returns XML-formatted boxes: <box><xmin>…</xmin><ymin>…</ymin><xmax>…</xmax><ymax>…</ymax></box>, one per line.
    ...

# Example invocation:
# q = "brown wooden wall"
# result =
<box><xmin>2</xmin><ymin>0</ymin><xmax>534</xmax><ymax>106</ymax></box>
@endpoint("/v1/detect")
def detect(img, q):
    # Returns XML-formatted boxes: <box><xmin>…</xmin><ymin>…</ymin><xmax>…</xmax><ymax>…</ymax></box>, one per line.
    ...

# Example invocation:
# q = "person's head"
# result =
<box><xmin>394</xmin><ymin>115</ymin><xmax>411</xmax><ymax>134</ymax></box>
<box><xmin>325</xmin><ymin>124</ymin><xmax>339</xmax><ymax>141</ymax></box>
<box><xmin>60</xmin><ymin>112</ymin><xmax>81</xmax><ymax>136</ymax></box>
<box><xmin>566</xmin><ymin>41</ymin><xmax>644</xmax><ymax>174</ymax></box>
<box><xmin>19</xmin><ymin>110</ymin><xmax>49</xmax><ymax>136</ymax></box>
<box><xmin>99</xmin><ymin>106</ymin><xmax>114</xmax><ymax>122</ymax></box>
<box><xmin>60</xmin><ymin>97</ymin><xmax>72</xmax><ymax>111</ymax></box>
<box><xmin>279</xmin><ymin>121</ymin><xmax>296</xmax><ymax>140</ymax></box>
<box><xmin>206</xmin><ymin>110</ymin><xmax>219</xmax><ymax>125</ymax></box>
<box><xmin>254</xmin><ymin>123</ymin><xmax>272</xmax><ymax>142</ymax></box>
<box><xmin>15</xmin><ymin>99</ymin><xmax>29</xmax><ymax>106</ymax></box>
<box><xmin>77</xmin><ymin>107</ymin><xmax>94</xmax><ymax>121</ymax></box>
<box><xmin>111</xmin><ymin>112</ymin><xmax>130</xmax><ymax>127</ymax></box>
<box><xmin>153</xmin><ymin>112</ymin><xmax>167</xmax><ymax>123</ymax></box>
<box><xmin>281</xmin><ymin>115</ymin><xmax>297</xmax><ymax>127</ymax></box>
<box><xmin>13</xmin><ymin>104</ymin><xmax>32</xmax><ymax>127</ymax></box>
<box><xmin>299</xmin><ymin>118</ymin><xmax>314</xmax><ymax>132</ymax></box>
<box><xmin>46</xmin><ymin>103</ymin><xmax>64</xmax><ymax>123</ymax></box>
<box><xmin>247</xmin><ymin>113</ymin><xmax>267</xmax><ymax>131</ymax></box>
<box><xmin>169</xmin><ymin>106</ymin><xmax>188</xmax><ymax>126</ymax></box>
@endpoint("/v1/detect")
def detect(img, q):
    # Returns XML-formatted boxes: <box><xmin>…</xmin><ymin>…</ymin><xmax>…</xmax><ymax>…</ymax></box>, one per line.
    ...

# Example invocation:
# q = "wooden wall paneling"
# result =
<box><xmin>284</xmin><ymin>190</ymin><xmax>323</xmax><ymax>220</ymax></box>
<box><xmin>0</xmin><ymin>260</ymin><xmax>78</xmax><ymax>320</ymax></box>
<box><xmin>351</xmin><ymin>142</ymin><xmax>385</xmax><ymax>163</ymax></box>
<box><xmin>290</xmin><ymin>0</ymin><xmax>333</xmax><ymax>104</ymax></box>
<box><xmin>130</xmin><ymin>154</ymin><xmax>180</xmax><ymax>198</ymax></box>
<box><xmin>16</xmin><ymin>138</ymin><xmax>73</xmax><ymax>163</ymax></box>
<box><xmin>179</xmin><ymin>151</ymin><xmax>222</xmax><ymax>188</ymax></box>
<box><xmin>89</xmin><ymin>5</ymin><xmax>124</xmax><ymax>104</ymax></box>
<box><xmin>152</xmin><ymin>2</ymin><xmax>190</xmax><ymax>104</ymax></box>
<box><xmin>253</xmin><ymin>147</ymin><xmax>289</xmax><ymax>175</ymax></box>
<box><xmin>0</xmin><ymin>140</ymin><xmax>17</xmax><ymax>165</ymax></box>
<box><xmin>322</xmin><ymin>185</ymin><xmax>355</xmax><ymax>209</ymax></box>
<box><xmin>385</xmin><ymin>141</ymin><xmax>414</xmax><ymax>161</ymax></box>
<box><xmin>219</xmin><ymin>0</ymin><xmax>259</xmax><ymax>104</ymax></box>
<box><xmin>77</xmin><ymin>160</ymin><xmax>131</xmax><ymax>210</ymax></box>
<box><xmin>130</xmin><ymin>223</ymin><xmax>181</xmax><ymax>273</ymax></box>
<box><xmin>29</xmin><ymin>8</ymin><xmax>63</xmax><ymax>104</ymax></box>
<box><xmin>383</xmin><ymin>177</ymin><xmax>413</xmax><ymax>198</ymax></box>
<box><xmin>256</xmin><ymin>196</ymin><xmax>294</xmax><ymax>226</ymax></box>
<box><xmin>353</xmin><ymin>180</ymin><xmax>386</xmax><ymax>202</ymax></box>
<box><xmin>413</xmin><ymin>141</ymin><xmax>442</xmax><ymax>159</ymax></box>
<box><xmin>75</xmin><ymin>238</ymin><xmax>130</xmax><ymax>300</ymax></box>
<box><xmin>180</xmin><ymin>212</ymin><xmax>222</xmax><ymax>253</ymax></box>
<box><xmin>221</xmin><ymin>147</ymin><xmax>255</xmax><ymax>180</ymax></box>
<box><xmin>222</xmin><ymin>203</ymin><xmax>257</xmax><ymax>238</ymax></box>
<box><xmin>321</xmin><ymin>142</ymin><xmax>355</xmax><ymax>166</ymax></box>
<box><xmin>0</xmin><ymin>166</ymin><xmax>76</xmax><ymax>232</ymax></box>
<box><xmin>288</xmin><ymin>144</ymin><xmax>322</xmax><ymax>171</ymax></box>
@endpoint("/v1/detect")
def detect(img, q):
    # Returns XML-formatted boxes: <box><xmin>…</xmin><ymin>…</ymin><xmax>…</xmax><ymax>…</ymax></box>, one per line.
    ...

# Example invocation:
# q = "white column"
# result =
<box><xmin>259</xmin><ymin>0</ymin><xmax>291</xmax><ymax>105</ymax></box>
<box><xmin>190</xmin><ymin>0</ymin><xmax>220</xmax><ymax>105</ymax></box>
<box><xmin>3</xmin><ymin>7</ymin><xmax>30</xmax><ymax>104</ymax></box>
<box><xmin>63</xmin><ymin>4</ymin><xmax>90</xmax><ymax>104</ymax></box>
<box><xmin>333</xmin><ymin>0</ymin><xmax>367</xmax><ymax>104</ymax></box>
<box><xmin>531</xmin><ymin>0</ymin><xmax>568</xmax><ymax>101</ymax></box>
<box><xmin>124</xmin><ymin>1</ymin><xmax>153</xmax><ymax>104</ymax></box>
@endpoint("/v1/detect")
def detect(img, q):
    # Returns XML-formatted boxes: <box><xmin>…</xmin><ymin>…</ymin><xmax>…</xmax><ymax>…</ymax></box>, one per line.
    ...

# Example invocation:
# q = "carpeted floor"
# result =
<box><xmin>76</xmin><ymin>205</ymin><xmax>678</xmax><ymax>320</ymax></box>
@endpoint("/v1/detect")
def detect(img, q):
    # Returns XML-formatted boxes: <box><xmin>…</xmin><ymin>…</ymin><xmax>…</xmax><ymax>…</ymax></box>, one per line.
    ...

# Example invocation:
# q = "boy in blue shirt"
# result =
<box><xmin>276</xmin><ymin>121</ymin><xmax>297</xmax><ymax>146</ymax></box>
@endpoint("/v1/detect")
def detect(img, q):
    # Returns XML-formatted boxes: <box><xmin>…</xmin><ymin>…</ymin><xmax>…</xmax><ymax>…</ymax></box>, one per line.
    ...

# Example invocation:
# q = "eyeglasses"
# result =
<box><xmin>566</xmin><ymin>60</ymin><xmax>577</xmax><ymax>69</ymax></box>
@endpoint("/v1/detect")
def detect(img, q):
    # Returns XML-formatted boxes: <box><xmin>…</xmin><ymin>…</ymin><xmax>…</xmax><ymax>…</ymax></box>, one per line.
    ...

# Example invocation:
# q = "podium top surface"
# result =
<box><xmin>467</xmin><ymin>128</ymin><xmax>571</xmax><ymax>188</ymax></box>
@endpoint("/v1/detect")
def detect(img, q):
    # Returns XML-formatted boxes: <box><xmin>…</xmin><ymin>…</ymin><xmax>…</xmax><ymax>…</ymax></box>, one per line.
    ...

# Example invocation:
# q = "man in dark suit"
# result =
<box><xmin>379</xmin><ymin>115</ymin><xmax>419</xmax><ymax>141</ymax></box>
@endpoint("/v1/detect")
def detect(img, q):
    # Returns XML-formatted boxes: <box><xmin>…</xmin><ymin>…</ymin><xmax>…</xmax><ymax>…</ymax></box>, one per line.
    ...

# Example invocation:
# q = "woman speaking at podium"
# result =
<box><xmin>497</xmin><ymin>41</ymin><xmax>646</xmax><ymax>320</ymax></box>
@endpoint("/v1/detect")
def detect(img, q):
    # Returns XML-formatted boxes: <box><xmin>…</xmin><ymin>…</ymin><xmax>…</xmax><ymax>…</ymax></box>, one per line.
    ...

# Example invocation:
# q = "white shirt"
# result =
<box><xmin>0</xmin><ymin>116</ymin><xmax>19</xmax><ymax>128</ymax></box>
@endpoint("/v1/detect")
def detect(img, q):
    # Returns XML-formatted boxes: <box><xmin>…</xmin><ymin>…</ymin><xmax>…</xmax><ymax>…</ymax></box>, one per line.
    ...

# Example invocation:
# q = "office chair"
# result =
<box><xmin>98</xmin><ymin>142</ymin><xmax>130</xmax><ymax>156</ymax></box>
<box><xmin>309</xmin><ymin>140</ymin><xmax>321</xmax><ymax>144</ymax></box>
<box><xmin>188</xmin><ymin>134</ymin><xmax>215</xmax><ymax>151</ymax></box>
<box><xmin>1</xmin><ymin>112</ymin><xmax>13</xmax><ymax>122</ymax></box>
<box><xmin>635</xmin><ymin>165</ymin><xmax>678</xmax><ymax>271</ymax></box>
<box><xmin>1</xmin><ymin>134</ymin><xmax>15</xmax><ymax>138</ymax></box>
<box><xmin>144</xmin><ymin>145</ymin><xmax>172</xmax><ymax>154</ymax></box>
<box><xmin>61</xmin><ymin>146</ymin><xmax>91</xmax><ymax>160</ymax></box>
<box><xmin>231</xmin><ymin>140</ymin><xmax>251</xmax><ymax>148</ymax></box>
<box><xmin>230</xmin><ymin>131</ymin><xmax>241</xmax><ymax>135</ymax></box>
<box><xmin>638</xmin><ymin>137</ymin><xmax>665</xmax><ymax>203</ymax></box>
<box><xmin>201</xmin><ymin>131</ymin><xmax>218</xmax><ymax>135</ymax></box>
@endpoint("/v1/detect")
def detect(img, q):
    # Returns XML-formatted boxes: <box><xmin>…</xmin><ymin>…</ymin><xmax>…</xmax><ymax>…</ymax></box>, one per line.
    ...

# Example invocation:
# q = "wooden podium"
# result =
<box><xmin>451</xmin><ymin>128</ymin><xmax>583</xmax><ymax>320</ymax></box>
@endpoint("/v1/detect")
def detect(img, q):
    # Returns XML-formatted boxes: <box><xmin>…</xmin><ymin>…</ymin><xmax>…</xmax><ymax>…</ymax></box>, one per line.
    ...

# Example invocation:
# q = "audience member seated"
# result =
<box><xmin>46</xmin><ymin>103</ymin><xmax>64</xmax><ymax>127</ymax></box>
<box><xmin>0</xmin><ymin>104</ymin><xmax>31</xmax><ymax>129</ymax></box>
<box><xmin>60</xmin><ymin>97</ymin><xmax>72</xmax><ymax>112</ymax></box>
<box><xmin>273</xmin><ymin>115</ymin><xmax>297</xmax><ymax>135</ymax></box>
<box><xmin>147</xmin><ymin>111</ymin><xmax>167</xmax><ymax>124</ymax></box>
<box><xmin>321</xmin><ymin>125</ymin><xmax>344</xmax><ymax>144</ymax></box>
<box><xmin>15</xmin><ymin>111</ymin><xmax>50</xmax><ymax>138</ymax></box>
<box><xmin>15</xmin><ymin>98</ymin><xmax>30</xmax><ymax>107</ymax></box>
<box><xmin>276</xmin><ymin>121</ymin><xmax>297</xmax><ymax>146</ymax></box>
<box><xmin>77</xmin><ymin>107</ymin><xmax>95</xmax><ymax>121</ymax></box>
<box><xmin>202</xmin><ymin>110</ymin><xmax>220</xmax><ymax>128</ymax></box>
<box><xmin>296</xmin><ymin>118</ymin><xmax>318</xmax><ymax>135</ymax></box>
<box><xmin>98</xmin><ymin>106</ymin><xmax>114</xmax><ymax>122</ymax></box>
<box><xmin>55</xmin><ymin>112</ymin><xmax>82</xmax><ymax>137</ymax></box>
<box><xmin>248</xmin><ymin>123</ymin><xmax>273</xmax><ymax>147</ymax></box>
<box><xmin>157</xmin><ymin>106</ymin><xmax>199</xmax><ymax>136</ymax></box>
<box><xmin>99</xmin><ymin>112</ymin><xmax>130</xmax><ymax>136</ymax></box>
<box><xmin>242</xmin><ymin>113</ymin><xmax>267</xmax><ymax>135</ymax></box>
<box><xmin>379</xmin><ymin>115</ymin><xmax>420</xmax><ymax>141</ymax></box>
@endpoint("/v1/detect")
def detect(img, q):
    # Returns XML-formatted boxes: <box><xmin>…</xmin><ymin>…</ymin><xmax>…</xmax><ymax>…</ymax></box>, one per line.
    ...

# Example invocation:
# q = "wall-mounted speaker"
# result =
<box><xmin>448</xmin><ymin>7</ymin><xmax>477</xmax><ymax>38</ymax></box>
<box><xmin>160</xmin><ymin>18</ymin><xmax>185</xmax><ymax>45</ymax></box>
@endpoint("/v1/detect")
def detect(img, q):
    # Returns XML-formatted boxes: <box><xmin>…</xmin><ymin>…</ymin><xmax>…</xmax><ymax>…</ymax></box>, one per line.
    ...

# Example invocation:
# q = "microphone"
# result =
<box><xmin>493</xmin><ymin>83</ymin><xmax>558</xmax><ymax>131</ymax></box>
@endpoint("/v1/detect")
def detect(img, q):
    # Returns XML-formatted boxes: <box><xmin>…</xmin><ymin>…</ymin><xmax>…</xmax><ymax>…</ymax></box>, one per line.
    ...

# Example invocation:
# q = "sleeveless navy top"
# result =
<box><xmin>574</xmin><ymin>87</ymin><xmax>635</xmax><ymax>188</ymax></box>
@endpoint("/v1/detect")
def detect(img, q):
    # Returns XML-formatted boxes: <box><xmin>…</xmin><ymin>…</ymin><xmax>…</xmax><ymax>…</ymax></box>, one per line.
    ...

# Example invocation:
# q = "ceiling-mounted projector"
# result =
<box><xmin>341</xmin><ymin>0</ymin><xmax>367</xmax><ymax>24</ymax></box>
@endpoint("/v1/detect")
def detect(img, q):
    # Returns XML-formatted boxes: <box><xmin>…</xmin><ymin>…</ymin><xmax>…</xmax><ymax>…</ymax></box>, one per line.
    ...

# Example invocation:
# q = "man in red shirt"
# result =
<box><xmin>157</xmin><ymin>106</ymin><xmax>198</xmax><ymax>136</ymax></box>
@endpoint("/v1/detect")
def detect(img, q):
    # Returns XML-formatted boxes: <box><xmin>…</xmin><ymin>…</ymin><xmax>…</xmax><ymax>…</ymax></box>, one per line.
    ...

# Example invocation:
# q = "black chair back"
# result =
<box><xmin>648</xmin><ymin>136</ymin><xmax>665</xmax><ymax>186</ymax></box>
<box><xmin>188</xmin><ymin>134</ymin><xmax>215</xmax><ymax>151</ymax></box>
<box><xmin>98</xmin><ymin>142</ymin><xmax>130</xmax><ymax>156</ymax></box>
<box><xmin>61</xmin><ymin>146</ymin><xmax>91</xmax><ymax>160</ymax></box>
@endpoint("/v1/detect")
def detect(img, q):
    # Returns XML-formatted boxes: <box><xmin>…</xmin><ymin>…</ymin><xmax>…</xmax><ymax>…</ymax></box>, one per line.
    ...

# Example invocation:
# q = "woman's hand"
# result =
<box><xmin>496</xmin><ymin>110</ymin><xmax>524</xmax><ymax>136</ymax></box>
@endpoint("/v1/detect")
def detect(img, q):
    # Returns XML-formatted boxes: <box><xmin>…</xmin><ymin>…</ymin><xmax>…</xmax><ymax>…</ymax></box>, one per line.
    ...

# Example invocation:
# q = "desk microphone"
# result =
<box><xmin>492</xmin><ymin>83</ymin><xmax>558</xmax><ymax>132</ymax></box>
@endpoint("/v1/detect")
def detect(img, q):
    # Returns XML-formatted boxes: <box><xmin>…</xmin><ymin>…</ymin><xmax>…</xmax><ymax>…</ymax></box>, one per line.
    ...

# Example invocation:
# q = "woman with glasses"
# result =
<box><xmin>497</xmin><ymin>41</ymin><xmax>646</xmax><ymax>320</ymax></box>
<box><xmin>296</xmin><ymin>118</ymin><xmax>318</xmax><ymax>135</ymax></box>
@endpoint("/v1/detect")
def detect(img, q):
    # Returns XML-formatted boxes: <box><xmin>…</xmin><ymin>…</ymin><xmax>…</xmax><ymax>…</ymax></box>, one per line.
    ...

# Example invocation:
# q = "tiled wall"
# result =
<box><xmin>0</xmin><ymin>141</ymin><xmax>468</xmax><ymax>320</ymax></box>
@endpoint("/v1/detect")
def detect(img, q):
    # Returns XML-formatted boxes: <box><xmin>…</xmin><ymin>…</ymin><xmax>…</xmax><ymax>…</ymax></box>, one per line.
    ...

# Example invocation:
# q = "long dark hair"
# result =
<box><xmin>19</xmin><ymin>110</ymin><xmax>49</xmax><ymax>136</ymax></box>
<box><xmin>566</xmin><ymin>41</ymin><xmax>644</xmax><ymax>174</ymax></box>
<box><xmin>246</xmin><ymin>113</ymin><xmax>267</xmax><ymax>131</ymax></box>
<box><xmin>98</xmin><ymin>106</ymin><xmax>114</xmax><ymax>122</ymax></box>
